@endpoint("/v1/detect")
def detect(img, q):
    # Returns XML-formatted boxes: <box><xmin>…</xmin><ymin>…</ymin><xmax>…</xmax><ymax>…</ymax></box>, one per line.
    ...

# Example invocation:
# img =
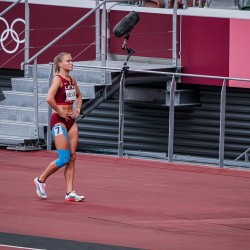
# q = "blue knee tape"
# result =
<box><xmin>55</xmin><ymin>149</ymin><xmax>70</xmax><ymax>168</ymax></box>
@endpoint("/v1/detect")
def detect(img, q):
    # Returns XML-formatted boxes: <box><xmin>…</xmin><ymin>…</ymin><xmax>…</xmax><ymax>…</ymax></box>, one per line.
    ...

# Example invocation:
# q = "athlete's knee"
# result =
<box><xmin>55</xmin><ymin>149</ymin><xmax>70</xmax><ymax>168</ymax></box>
<box><xmin>70</xmin><ymin>153</ymin><xmax>76</xmax><ymax>163</ymax></box>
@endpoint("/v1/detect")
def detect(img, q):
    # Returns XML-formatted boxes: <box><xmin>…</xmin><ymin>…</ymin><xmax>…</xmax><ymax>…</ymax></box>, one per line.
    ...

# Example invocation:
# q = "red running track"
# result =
<box><xmin>1</xmin><ymin>149</ymin><xmax>250</xmax><ymax>250</ymax></box>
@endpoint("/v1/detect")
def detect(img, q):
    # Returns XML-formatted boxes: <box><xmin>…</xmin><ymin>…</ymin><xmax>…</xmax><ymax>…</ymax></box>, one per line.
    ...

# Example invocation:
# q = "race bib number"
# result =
<box><xmin>53</xmin><ymin>125</ymin><xmax>63</xmax><ymax>136</ymax></box>
<box><xmin>65</xmin><ymin>87</ymin><xmax>76</xmax><ymax>102</ymax></box>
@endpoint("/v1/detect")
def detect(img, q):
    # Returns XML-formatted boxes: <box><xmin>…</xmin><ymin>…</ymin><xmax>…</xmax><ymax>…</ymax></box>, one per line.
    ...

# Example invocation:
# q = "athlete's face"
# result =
<box><xmin>59</xmin><ymin>54</ymin><xmax>73</xmax><ymax>71</ymax></box>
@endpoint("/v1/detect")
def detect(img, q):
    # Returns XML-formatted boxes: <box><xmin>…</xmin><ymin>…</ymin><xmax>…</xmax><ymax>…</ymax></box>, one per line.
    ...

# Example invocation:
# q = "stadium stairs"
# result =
<box><xmin>0</xmin><ymin>58</ymin><xmax>200</xmax><ymax>151</ymax></box>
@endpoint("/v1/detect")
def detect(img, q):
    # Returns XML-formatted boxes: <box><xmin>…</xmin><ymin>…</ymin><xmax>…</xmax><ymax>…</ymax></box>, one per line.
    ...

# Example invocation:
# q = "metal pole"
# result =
<box><xmin>33</xmin><ymin>59</ymin><xmax>39</xmax><ymax>140</ymax></box>
<box><xmin>0</xmin><ymin>0</ymin><xmax>22</xmax><ymax>17</ymax></box>
<box><xmin>107</xmin><ymin>8</ymin><xmax>111</xmax><ymax>60</ymax></box>
<box><xmin>219</xmin><ymin>79</ymin><xmax>226</xmax><ymax>168</ymax></box>
<box><xmin>24</xmin><ymin>0</ymin><xmax>29</xmax><ymax>77</ymax></box>
<box><xmin>73</xmin><ymin>63</ymin><xmax>250</xmax><ymax>83</ymax></box>
<box><xmin>46</xmin><ymin>64</ymin><xmax>54</xmax><ymax>151</ymax></box>
<box><xmin>168</xmin><ymin>75</ymin><xmax>176</xmax><ymax>162</ymax></box>
<box><xmin>106</xmin><ymin>2</ymin><xmax>117</xmax><ymax>61</ymax></box>
<box><xmin>101</xmin><ymin>2</ymin><xmax>107</xmax><ymax>85</ymax></box>
<box><xmin>172</xmin><ymin>0</ymin><xmax>177</xmax><ymax>67</ymax></box>
<box><xmin>183</xmin><ymin>0</ymin><xmax>187</xmax><ymax>9</ymax></box>
<box><xmin>118</xmin><ymin>71</ymin><xmax>126</xmax><ymax>157</ymax></box>
<box><xmin>95</xmin><ymin>0</ymin><xmax>101</xmax><ymax>60</ymax></box>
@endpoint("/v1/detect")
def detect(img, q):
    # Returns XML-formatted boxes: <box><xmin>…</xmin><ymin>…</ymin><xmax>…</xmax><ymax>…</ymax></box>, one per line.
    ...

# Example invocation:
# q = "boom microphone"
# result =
<box><xmin>113</xmin><ymin>11</ymin><xmax>140</xmax><ymax>38</ymax></box>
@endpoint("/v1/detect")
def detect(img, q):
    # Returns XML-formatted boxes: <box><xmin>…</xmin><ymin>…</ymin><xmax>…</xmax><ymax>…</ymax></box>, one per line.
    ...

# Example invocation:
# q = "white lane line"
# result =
<box><xmin>0</xmin><ymin>244</ymin><xmax>46</xmax><ymax>250</ymax></box>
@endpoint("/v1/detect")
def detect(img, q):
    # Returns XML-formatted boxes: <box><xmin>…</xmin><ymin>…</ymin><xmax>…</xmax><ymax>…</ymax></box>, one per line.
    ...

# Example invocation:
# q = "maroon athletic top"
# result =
<box><xmin>54</xmin><ymin>75</ymin><xmax>76</xmax><ymax>105</ymax></box>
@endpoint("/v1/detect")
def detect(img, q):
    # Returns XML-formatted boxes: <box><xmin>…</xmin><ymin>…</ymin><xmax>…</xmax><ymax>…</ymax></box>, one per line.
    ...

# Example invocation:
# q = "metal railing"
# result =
<box><xmin>0</xmin><ymin>0</ymin><xmax>29</xmax><ymax>68</ymax></box>
<box><xmin>18</xmin><ymin>0</ymin><xmax>178</xmax><ymax>142</ymax></box>
<box><xmin>71</xmin><ymin>63</ymin><xmax>250</xmax><ymax>168</ymax></box>
<box><xmin>0</xmin><ymin>0</ymin><xmax>22</xmax><ymax>17</ymax></box>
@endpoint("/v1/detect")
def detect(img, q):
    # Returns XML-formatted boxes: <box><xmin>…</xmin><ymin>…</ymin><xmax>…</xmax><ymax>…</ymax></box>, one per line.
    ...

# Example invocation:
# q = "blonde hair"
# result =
<box><xmin>53</xmin><ymin>52</ymin><xmax>71</xmax><ymax>74</ymax></box>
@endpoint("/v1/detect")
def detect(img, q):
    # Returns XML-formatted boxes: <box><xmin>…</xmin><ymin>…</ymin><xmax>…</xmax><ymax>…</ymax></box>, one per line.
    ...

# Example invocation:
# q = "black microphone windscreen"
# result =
<box><xmin>113</xmin><ymin>11</ymin><xmax>140</xmax><ymax>38</ymax></box>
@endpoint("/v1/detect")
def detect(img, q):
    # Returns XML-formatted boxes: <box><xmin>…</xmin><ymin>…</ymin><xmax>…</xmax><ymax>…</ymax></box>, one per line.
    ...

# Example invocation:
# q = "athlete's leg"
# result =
<box><xmin>64</xmin><ymin>123</ymin><xmax>78</xmax><ymax>194</ymax></box>
<box><xmin>39</xmin><ymin>123</ymin><xmax>69</xmax><ymax>183</ymax></box>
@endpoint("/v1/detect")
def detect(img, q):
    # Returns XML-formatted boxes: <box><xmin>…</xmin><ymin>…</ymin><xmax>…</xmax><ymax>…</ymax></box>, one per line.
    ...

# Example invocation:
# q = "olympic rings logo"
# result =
<box><xmin>0</xmin><ymin>17</ymin><xmax>25</xmax><ymax>54</ymax></box>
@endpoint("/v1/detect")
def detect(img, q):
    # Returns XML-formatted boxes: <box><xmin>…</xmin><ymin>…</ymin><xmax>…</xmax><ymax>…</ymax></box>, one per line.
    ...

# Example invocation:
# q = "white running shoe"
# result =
<box><xmin>65</xmin><ymin>191</ymin><xmax>85</xmax><ymax>202</ymax></box>
<box><xmin>33</xmin><ymin>177</ymin><xmax>47</xmax><ymax>199</ymax></box>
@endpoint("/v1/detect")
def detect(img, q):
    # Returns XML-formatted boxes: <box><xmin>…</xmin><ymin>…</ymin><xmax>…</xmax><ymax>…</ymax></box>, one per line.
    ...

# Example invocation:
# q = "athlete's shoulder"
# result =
<box><xmin>51</xmin><ymin>75</ymin><xmax>63</xmax><ymax>87</ymax></box>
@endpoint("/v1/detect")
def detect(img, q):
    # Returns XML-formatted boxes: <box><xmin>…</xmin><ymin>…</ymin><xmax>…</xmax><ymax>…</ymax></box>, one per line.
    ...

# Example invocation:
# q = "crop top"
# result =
<box><xmin>54</xmin><ymin>75</ymin><xmax>76</xmax><ymax>105</ymax></box>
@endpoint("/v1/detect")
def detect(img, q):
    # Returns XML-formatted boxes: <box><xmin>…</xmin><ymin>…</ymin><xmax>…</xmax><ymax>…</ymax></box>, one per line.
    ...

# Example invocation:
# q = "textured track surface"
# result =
<box><xmin>1</xmin><ymin>149</ymin><xmax>250</xmax><ymax>250</ymax></box>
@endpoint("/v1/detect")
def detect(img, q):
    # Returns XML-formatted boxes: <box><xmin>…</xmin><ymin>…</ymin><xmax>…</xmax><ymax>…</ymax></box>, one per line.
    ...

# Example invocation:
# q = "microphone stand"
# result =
<box><xmin>118</xmin><ymin>32</ymin><xmax>136</xmax><ymax>157</ymax></box>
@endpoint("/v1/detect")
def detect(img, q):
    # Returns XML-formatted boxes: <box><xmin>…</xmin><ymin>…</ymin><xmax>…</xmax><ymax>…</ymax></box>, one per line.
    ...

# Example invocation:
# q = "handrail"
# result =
<box><xmin>73</xmin><ymin>63</ymin><xmax>250</xmax><ymax>82</ymax></box>
<box><xmin>235</xmin><ymin>148</ymin><xmax>250</xmax><ymax>161</ymax></box>
<box><xmin>21</xmin><ymin>0</ymin><xmax>106</xmax><ymax>70</ymax></box>
<box><xmin>73</xmin><ymin>63</ymin><xmax>250</xmax><ymax>166</ymax></box>
<box><xmin>0</xmin><ymin>0</ymin><xmax>22</xmax><ymax>17</ymax></box>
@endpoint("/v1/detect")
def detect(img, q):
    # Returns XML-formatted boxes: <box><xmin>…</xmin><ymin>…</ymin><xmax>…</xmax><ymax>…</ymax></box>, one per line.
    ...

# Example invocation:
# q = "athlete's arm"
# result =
<box><xmin>70</xmin><ymin>77</ymin><xmax>82</xmax><ymax>119</ymax></box>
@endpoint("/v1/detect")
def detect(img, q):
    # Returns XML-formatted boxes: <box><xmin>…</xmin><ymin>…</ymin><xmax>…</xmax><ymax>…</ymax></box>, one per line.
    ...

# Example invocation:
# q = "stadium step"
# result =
<box><xmin>0</xmin><ymin>105</ymin><xmax>48</xmax><ymax>125</ymax></box>
<box><xmin>124</xmin><ymin>86</ymin><xmax>200</xmax><ymax>106</ymax></box>
<box><xmin>0</xmin><ymin>120</ymin><xmax>44</xmax><ymax>139</ymax></box>
<box><xmin>0</xmin><ymin>135</ymin><xmax>42</xmax><ymax>147</ymax></box>
<box><xmin>11</xmin><ymin>77</ymin><xmax>96</xmax><ymax>99</ymax></box>
<box><xmin>1</xmin><ymin>91</ymin><xmax>48</xmax><ymax>108</ymax></box>
<box><xmin>28</xmin><ymin>64</ymin><xmax>113</xmax><ymax>85</ymax></box>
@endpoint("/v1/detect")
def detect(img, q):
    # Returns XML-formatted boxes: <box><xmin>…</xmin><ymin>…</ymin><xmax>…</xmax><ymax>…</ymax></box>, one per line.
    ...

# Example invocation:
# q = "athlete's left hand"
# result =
<box><xmin>70</xmin><ymin>108</ymin><xmax>80</xmax><ymax>118</ymax></box>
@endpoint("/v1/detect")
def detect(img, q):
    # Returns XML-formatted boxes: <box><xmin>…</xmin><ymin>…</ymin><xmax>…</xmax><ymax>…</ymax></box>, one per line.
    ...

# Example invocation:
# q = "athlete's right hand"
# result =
<box><xmin>58</xmin><ymin>110</ymin><xmax>70</xmax><ymax>121</ymax></box>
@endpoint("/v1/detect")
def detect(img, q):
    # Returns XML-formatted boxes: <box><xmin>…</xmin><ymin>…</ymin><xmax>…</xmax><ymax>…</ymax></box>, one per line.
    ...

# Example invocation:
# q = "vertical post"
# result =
<box><xmin>33</xmin><ymin>59</ymin><xmax>39</xmax><ymax>140</ymax></box>
<box><xmin>141</xmin><ymin>0</ymin><xmax>145</xmax><ymax>6</ymax></box>
<box><xmin>24</xmin><ymin>0</ymin><xmax>29</xmax><ymax>77</ymax></box>
<box><xmin>168</xmin><ymin>75</ymin><xmax>176</xmax><ymax>162</ymax></box>
<box><xmin>95</xmin><ymin>0</ymin><xmax>101</xmax><ymax>60</ymax></box>
<box><xmin>172</xmin><ymin>0</ymin><xmax>177</xmax><ymax>67</ymax></box>
<box><xmin>47</xmin><ymin>64</ymin><xmax>54</xmax><ymax>151</ymax></box>
<box><xmin>219</xmin><ymin>79</ymin><xmax>226</xmax><ymax>168</ymax></box>
<box><xmin>164</xmin><ymin>0</ymin><xmax>169</xmax><ymax>8</ymax></box>
<box><xmin>101</xmin><ymin>2</ymin><xmax>107</xmax><ymax>85</ymax></box>
<box><xmin>183</xmin><ymin>0</ymin><xmax>187</xmax><ymax>9</ymax></box>
<box><xmin>118</xmin><ymin>71</ymin><xmax>126</xmax><ymax>157</ymax></box>
<box><xmin>106</xmin><ymin>2</ymin><xmax>118</xmax><ymax>60</ymax></box>
<box><xmin>107</xmin><ymin>8</ymin><xmax>111</xmax><ymax>60</ymax></box>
